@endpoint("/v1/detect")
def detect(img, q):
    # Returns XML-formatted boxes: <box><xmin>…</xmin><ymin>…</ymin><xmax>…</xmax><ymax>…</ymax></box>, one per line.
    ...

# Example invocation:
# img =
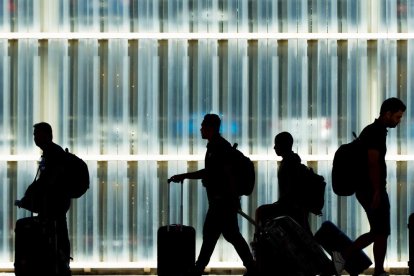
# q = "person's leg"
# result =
<box><xmin>332</xmin><ymin>193</ymin><xmax>374</xmax><ymax>275</ymax></box>
<box><xmin>342</xmin><ymin>232</ymin><xmax>374</xmax><ymax>259</ymax></box>
<box><xmin>341</xmin><ymin>191</ymin><xmax>390</xmax><ymax>275</ymax></box>
<box><xmin>56</xmin><ymin>217</ymin><xmax>72</xmax><ymax>275</ymax></box>
<box><xmin>372</xmin><ymin>192</ymin><xmax>391</xmax><ymax>275</ymax></box>
<box><xmin>222</xmin><ymin>209</ymin><xmax>256</xmax><ymax>273</ymax></box>
<box><xmin>373</xmin><ymin>234</ymin><xmax>388</xmax><ymax>275</ymax></box>
<box><xmin>194</xmin><ymin>208</ymin><xmax>222</xmax><ymax>273</ymax></box>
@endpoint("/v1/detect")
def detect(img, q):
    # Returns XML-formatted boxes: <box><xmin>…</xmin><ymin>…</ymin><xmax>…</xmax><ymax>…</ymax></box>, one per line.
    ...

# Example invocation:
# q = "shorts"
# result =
<box><xmin>356</xmin><ymin>190</ymin><xmax>390</xmax><ymax>236</ymax></box>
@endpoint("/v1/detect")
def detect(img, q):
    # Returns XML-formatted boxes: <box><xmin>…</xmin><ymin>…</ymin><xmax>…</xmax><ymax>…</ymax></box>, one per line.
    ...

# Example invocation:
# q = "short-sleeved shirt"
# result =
<box><xmin>277</xmin><ymin>151</ymin><xmax>303</xmax><ymax>205</ymax></box>
<box><xmin>358</xmin><ymin>119</ymin><xmax>388</xmax><ymax>191</ymax></box>
<box><xmin>276</xmin><ymin>151</ymin><xmax>311</xmax><ymax>232</ymax></box>
<box><xmin>356</xmin><ymin>119</ymin><xmax>390</xmax><ymax>235</ymax></box>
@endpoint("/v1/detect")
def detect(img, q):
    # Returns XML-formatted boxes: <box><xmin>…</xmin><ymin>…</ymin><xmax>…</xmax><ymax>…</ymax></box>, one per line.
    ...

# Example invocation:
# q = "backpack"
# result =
<box><xmin>331</xmin><ymin>133</ymin><xmax>367</xmax><ymax>196</ymax></box>
<box><xmin>299</xmin><ymin>164</ymin><xmax>326</xmax><ymax>216</ymax></box>
<box><xmin>64</xmin><ymin>148</ymin><xmax>90</xmax><ymax>198</ymax></box>
<box><xmin>231</xmin><ymin>143</ymin><xmax>255</xmax><ymax>196</ymax></box>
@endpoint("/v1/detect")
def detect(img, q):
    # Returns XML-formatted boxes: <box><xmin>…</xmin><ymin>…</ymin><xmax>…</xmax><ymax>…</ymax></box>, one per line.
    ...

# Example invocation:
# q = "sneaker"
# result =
<box><xmin>332</xmin><ymin>251</ymin><xmax>345</xmax><ymax>275</ymax></box>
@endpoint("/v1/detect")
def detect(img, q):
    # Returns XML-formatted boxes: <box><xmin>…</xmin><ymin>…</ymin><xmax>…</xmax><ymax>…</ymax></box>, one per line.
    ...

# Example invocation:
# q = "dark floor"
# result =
<box><xmin>0</xmin><ymin>266</ymin><xmax>410</xmax><ymax>275</ymax></box>
<box><xmin>0</xmin><ymin>271</ymin><xmax>411</xmax><ymax>275</ymax></box>
<box><xmin>0</xmin><ymin>272</ymin><xmax>410</xmax><ymax>275</ymax></box>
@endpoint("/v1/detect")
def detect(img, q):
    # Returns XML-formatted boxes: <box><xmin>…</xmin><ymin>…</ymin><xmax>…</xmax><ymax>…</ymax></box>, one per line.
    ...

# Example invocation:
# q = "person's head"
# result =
<box><xmin>379</xmin><ymin>97</ymin><xmax>406</xmax><ymax>128</ymax></box>
<box><xmin>200</xmin><ymin>114</ymin><xmax>221</xmax><ymax>140</ymax></box>
<box><xmin>33</xmin><ymin>122</ymin><xmax>53</xmax><ymax>149</ymax></box>
<box><xmin>274</xmin><ymin>132</ymin><xmax>293</xmax><ymax>157</ymax></box>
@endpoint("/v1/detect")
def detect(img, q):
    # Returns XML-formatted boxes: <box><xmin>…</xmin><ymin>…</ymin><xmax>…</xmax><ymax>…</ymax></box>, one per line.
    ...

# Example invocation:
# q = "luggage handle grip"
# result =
<box><xmin>166</xmin><ymin>179</ymin><xmax>184</xmax><ymax>229</ymax></box>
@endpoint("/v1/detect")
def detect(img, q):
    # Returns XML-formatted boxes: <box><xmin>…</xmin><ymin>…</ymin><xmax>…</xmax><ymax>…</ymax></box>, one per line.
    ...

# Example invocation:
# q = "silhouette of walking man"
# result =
<box><xmin>15</xmin><ymin>122</ymin><xmax>72</xmax><ymax>275</ymax></box>
<box><xmin>332</xmin><ymin>98</ymin><xmax>406</xmax><ymax>276</ymax></box>
<box><xmin>169</xmin><ymin>114</ymin><xmax>256</xmax><ymax>276</ymax></box>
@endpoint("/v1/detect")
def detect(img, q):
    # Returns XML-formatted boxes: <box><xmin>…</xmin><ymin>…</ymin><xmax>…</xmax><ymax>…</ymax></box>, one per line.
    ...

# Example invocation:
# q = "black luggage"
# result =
<box><xmin>14</xmin><ymin>216</ymin><xmax>71</xmax><ymax>276</ymax></box>
<box><xmin>314</xmin><ymin>220</ymin><xmax>372</xmax><ymax>276</ymax></box>
<box><xmin>239</xmin><ymin>210</ymin><xmax>331</xmax><ymax>275</ymax></box>
<box><xmin>157</xmin><ymin>181</ymin><xmax>196</xmax><ymax>276</ymax></box>
<box><xmin>409</xmin><ymin>213</ymin><xmax>414</xmax><ymax>276</ymax></box>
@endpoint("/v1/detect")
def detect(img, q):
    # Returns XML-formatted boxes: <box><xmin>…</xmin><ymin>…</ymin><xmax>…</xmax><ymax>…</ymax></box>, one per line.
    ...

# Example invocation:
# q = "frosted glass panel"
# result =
<box><xmin>1</xmin><ymin>0</ymin><xmax>414</xmax><ymax>269</ymax></box>
<box><xmin>0</xmin><ymin>0</ymin><xmax>413</xmax><ymax>33</ymax></box>
<box><xmin>1</xmin><ymin>38</ymin><xmax>414</xmax><ymax>266</ymax></box>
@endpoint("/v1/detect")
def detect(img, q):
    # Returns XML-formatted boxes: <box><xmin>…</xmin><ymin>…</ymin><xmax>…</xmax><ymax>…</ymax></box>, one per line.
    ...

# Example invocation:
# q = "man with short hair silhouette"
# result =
<box><xmin>15</xmin><ymin>122</ymin><xmax>71</xmax><ymax>275</ymax></box>
<box><xmin>332</xmin><ymin>98</ymin><xmax>406</xmax><ymax>276</ymax></box>
<box><xmin>169</xmin><ymin>114</ymin><xmax>256</xmax><ymax>276</ymax></box>
<box><xmin>255</xmin><ymin>131</ymin><xmax>310</xmax><ymax>233</ymax></box>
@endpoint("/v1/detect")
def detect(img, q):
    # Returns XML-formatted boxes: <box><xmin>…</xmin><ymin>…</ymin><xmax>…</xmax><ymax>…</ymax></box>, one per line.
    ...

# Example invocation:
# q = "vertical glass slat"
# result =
<box><xmin>0</xmin><ymin>40</ymin><xmax>11</xmax><ymax>155</ymax></box>
<box><xmin>298</xmin><ymin>39</ymin><xmax>309</xmax><ymax>155</ymax></box>
<box><xmin>299</xmin><ymin>0</ymin><xmax>309</xmax><ymax>33</ymax></box>
<box><xmin>16</xmin><ymin>40</ymin><xmax>38</xmax><ymax>155</ymax></box>
<box><xmin>315</xmin><ymin>0</ymin><xmax>327</xmax><ymax>33</ymax></box>
<box><xmin>46</xmin><ymin>40</ymin><xmax>68</xmax><ymax>144</ymax></box>
<box><xmin>408</xmin><ymin>40</ymin><xmax>414</xmax><ymax>220</ymax></box>
<box><xmin>388</xmin><ymin>160</ymin><xmax>399</xmax><ymax>262</ymax></box>
<box><xmin>0</xmin><ymin>161</ymin><xmax>9</xmax><ymax>260</ymax></box>
<box><xmin>408</xmin><ymin>0</ymin><xmax>414</xmax><ymax>32</ymax></box>
<box><xmin>315</xmin><ymin>39</ymin><xmax>327</xmax><ymax>155</ymax></box>
<box><xmin>134</xmin><ymin>39</ymin><xmax>160</xmax><ymax>155</ymax></box>
<box><xmin>0</xmin><ymin>0</ymin><xmax>10</xmax><ymax>32</ymax></box>
<box><xmin>327</xmin><ymin>0</ymin><xmax>339</xmax><ymax>33</ymax></box>
<box><xmin>166</xmin><ymin>0</ymin><xmax>190</xmax><ymax>33</ymax></box>
<box><xmin>267</xmin><ymin>0</ymin><xmax>279</xmax><ymax>33</ymax></box>
<box><xmin>224</xmin><ymin>0</ymin><xmax>246</xmax><ymax>33</ymax></box>
<box><xmin>137</xmin><ymin>0</ymin><xmax>162</xmax><ymax>33</ymax></box>
<box><xmin>106</xmin><ymin>0</ymin><xmax>130</xmax><ymax>32</ymax></box>
<box><xmin>358</xmin><ymin>40</ymin><xmax>370</xmax><ymax>128</ymax></box>
<box><xmin>254</xmin><ymin>39</ymin><xmax>277</xmax><ymax>155</ymax></box>
<box><xmin>69</xmin><ymin>39</ymin><xmax>98</xmax><ymax>262</ymax></box>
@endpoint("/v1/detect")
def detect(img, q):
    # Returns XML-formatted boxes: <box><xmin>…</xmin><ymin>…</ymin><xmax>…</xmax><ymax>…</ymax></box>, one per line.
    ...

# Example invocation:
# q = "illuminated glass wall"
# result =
<box><xmin>1</xmin><ymin>0</ymin><xmax>414</xmax><ymax>268</ymax></box>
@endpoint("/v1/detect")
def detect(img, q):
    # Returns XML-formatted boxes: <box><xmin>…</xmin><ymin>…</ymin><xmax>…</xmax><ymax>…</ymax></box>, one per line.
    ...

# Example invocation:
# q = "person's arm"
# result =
<box><xmin>168</xmin><ymin>169</ymin><xmax>206</xmax><ymax>183</ymax></box>
<box><xmin>367</xmin><ymin>149</ymin><xmax>381</xmax><ymax>209</ymax></box>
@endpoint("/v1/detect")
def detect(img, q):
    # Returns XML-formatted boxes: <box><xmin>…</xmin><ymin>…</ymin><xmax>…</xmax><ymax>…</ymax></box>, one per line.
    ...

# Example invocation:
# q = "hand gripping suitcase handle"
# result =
<box><xmin>167</xmin><ymin>179</ymin><xmax>184</xmax><ymax>228</ymax></box>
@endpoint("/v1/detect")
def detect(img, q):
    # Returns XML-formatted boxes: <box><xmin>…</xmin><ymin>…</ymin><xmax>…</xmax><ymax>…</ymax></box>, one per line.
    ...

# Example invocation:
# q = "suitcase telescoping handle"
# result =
<box><xmin>167</xmin><ymin>179</ymin><xmax>184</xmax><ymax>229</ymax></box>
<box><xmin>237</xmin><ymin>209</ymin><xmax>258</xmax><ymax>228</ymax></box>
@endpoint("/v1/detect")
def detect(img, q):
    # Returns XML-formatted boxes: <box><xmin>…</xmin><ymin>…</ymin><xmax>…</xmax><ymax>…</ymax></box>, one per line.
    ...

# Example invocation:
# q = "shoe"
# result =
<box><xmin>243</xmin><ymin>260</ymin><xmax>258</xmax><ymax>276</ymax></box>
<box><xmin>187</xmin><ymin>270</ymin><xmax>203</xmax><ymax>276</ymax></box>
<box><xmin>243</xmin><ymin>270</ymin><xmax>257</xmax><ymax>276</ymax></box>
<box><xmin>332</xmin><ymin>251</ymin><xmax>345</xmax><ymax>275</ymax></box>
<box><xmin>187</xmin><ymin>265</ymin><xmax>204</xmax><ymax>276</ymax></box>
<box><xmin>374</xmin><ymin>272</ymin><xmax>389</xmax><ymax>276</ymax></box>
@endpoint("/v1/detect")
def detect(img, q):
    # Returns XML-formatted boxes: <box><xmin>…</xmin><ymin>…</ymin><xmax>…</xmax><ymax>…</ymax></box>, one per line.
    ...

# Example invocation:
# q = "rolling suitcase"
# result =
<box><xmin>409</xmin><ymin>213</ymin><xmax>414</xmax><ymax>276</ymax></box>
<box><xmin>314</xmin><ymin>220</ymin><xmax>372</xmax><ymax>276</ymax></box>
<box><xmin>239</xmin><ymin>210</ymin><xmax>331</xmax><ymax>276</ymax></box>
<box><xmin>14</xmin><ymin>216</ymin><xmax>71</xmax><ymax>276</ymax></box>
<box><xmin>157</xmin><ymin>181</ymin><xmax>196</xmax><ymax>276</ymax></box>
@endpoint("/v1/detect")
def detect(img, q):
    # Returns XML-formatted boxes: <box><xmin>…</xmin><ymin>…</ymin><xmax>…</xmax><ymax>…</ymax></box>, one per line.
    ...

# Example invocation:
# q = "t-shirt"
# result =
<box><xmin>359</xmin><ymin>119</ymin><xmax>388</xmax><ymax>190</ymax></box>
<box><xmin>204</xmin><ymin>134</ymin><xmax>239</xmax><ymax>207</ymax></box>
<box><xmin>277</xmin><ymin>151</ymin><xmax>304</xmax><ymax>206</ymax></box>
